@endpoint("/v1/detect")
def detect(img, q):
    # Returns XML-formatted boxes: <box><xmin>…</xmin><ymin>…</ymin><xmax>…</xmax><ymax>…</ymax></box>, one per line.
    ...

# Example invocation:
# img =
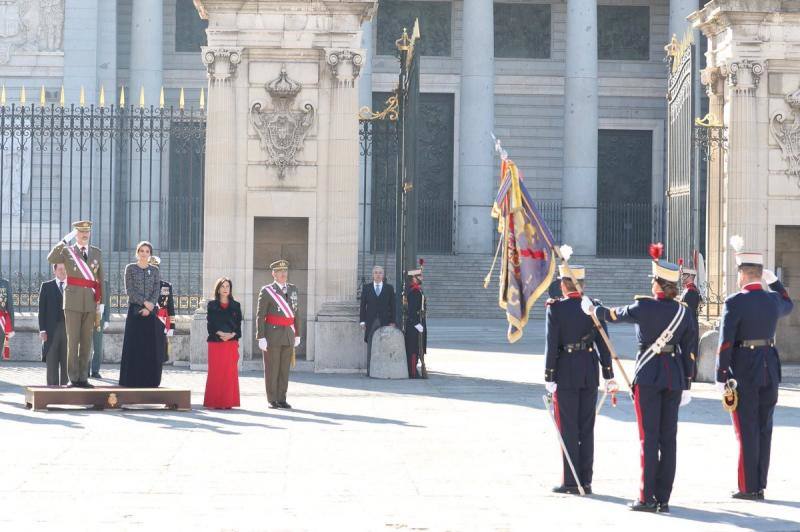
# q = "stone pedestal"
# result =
<box><xmin>313</xmin><ymin>301</ymin><xmax>366</xmax><ymax>373</ymax></box>
<box><xmin>368</xmin><ymin>326</ymin><xmax>407</xmax><ymax>379</ymax></box>
<box><xmin>696</xmin><ymin>329</ymin><xmax>719</xmax><ymax>383</ymax></box>
<box><xmin>190</xmin><ymin>304</ymin><xmax>209</xmax><ymax>370</ymax></box>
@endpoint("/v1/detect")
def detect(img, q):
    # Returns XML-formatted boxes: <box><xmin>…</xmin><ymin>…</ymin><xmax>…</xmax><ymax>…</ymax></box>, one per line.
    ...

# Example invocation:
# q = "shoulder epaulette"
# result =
<box><xmin>634</xmin><ymin>295</ymin><xmax>653</xmax><ymax>301</ymax></box>
<box><xmin>678</xmin><ymin>300</ymin><xmax>688</xmax><ymax>308</ymax></box>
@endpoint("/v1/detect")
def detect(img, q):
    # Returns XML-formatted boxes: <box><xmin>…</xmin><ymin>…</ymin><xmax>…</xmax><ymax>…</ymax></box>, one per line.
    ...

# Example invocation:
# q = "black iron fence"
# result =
<box><xmin>597</xmin><ymin>201</ymin><xmax>663</xmax><ymax>258</ymax></box>
<box><xmin>0</xmin><ymin>101</ymin><xmax>206</xmax><ymax>314</ymax></box>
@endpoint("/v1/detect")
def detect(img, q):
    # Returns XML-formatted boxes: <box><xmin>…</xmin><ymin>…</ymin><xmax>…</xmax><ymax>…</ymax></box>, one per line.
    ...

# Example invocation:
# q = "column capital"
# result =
<box><xmin>325</xmin><ymin>48</ymin><xmax>364</xmax><ymax>86</ymax></box>
<box><xmin>701</xmin><ymin>66</ymin><xmax>727</xmax><ymax>97</ymax></box>
<box><xmin>202</xmin><ymin>46</ymin><xmax>244</xmax><ymax>81</ymax></box>
<box><xmin>724</xmin><ymin>59</ymin><xmax>764</xmax><ymax>91</ymax></box>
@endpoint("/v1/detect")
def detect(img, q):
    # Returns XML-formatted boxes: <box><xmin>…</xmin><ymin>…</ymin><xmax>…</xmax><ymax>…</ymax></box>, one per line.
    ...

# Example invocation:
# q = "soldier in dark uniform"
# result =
<box><xmin>0</xmin><ymin>276</ymin><xmax>15</xmax><ymax>358</ymax></box>
<box><xmin>404</xmin><ymin>265</ymin><xmax>426</xmax><ymax>379</ymax></box>
<box><xmin>679</xmin><ymin>261</ymin><xmax>702</xmax><ymax>379</ymax></box>
<box><xmin>716</xmin><ymin>237</ymin><xmax>793</xmax><ymax>500</ymax></box>
<box><xmin>544</xmin><ymin>264</ymin><xmax>615</xmax><ymax>495</ymax></box>
<box><xmin>149</xmin><ymin>256</ymin><xmax>176</xmax><ymax>363</ymax></box>
<box><xmin>583</xmin><ymin>244</ymin><xmax>697</xmax><ymax>513</ymax></box>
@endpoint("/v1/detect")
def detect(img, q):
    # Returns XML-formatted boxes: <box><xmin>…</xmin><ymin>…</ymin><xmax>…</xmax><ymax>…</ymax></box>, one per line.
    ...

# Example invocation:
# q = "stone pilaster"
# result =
<box><xmin>202</xmin><ymin>46</ymin><xmax>244</xmax><ymax>295</ymax></box>
<box><xmin>129</xmin><ymin>0</ymin><xmax>163</xmax><ymax>102</ymax></box>
<box><xmin>562</xmin><ymin>0</ymin><xmax>598</xmax><ymax>254</ymax></box>
<box><xmin>724</xmin><ymin>59</ymin><xmax>766</xmax><ymax>295</ymax></box>
<box><xmin>457</xmin><ymin>0</ymin><xmax>494</xmax><ymax>254</ymax></box>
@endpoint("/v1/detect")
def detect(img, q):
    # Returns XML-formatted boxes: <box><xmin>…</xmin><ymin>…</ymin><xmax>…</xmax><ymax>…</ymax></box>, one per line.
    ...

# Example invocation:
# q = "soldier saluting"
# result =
<box><xmin>404</xmin><ymin>261</ymin><xmax>426</xmax><ymax>379</ymax></box>
<box><xmin>716</xmin><ymin>236</ymin><xmax>793</xmax><ymax>500</ymax></box>
<box><xmin>47</xmin><ymin>221</ymin><xmax>104</xmax><ymax>388</ymax></box>
<box><xmin>544</xmin><ymin>264</ymin><xmax>615</xmax><ymax>495</ymax></box>
<box><xmin>257</xmin><ymin>260</ymin><xmax>302</xmax><ymax>409</ymax></box>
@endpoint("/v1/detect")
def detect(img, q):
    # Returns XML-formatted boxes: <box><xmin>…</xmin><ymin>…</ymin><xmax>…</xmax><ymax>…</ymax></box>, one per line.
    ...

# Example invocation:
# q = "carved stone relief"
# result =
<box><xmin>249</xmin><ymin>66</ymin><xmax>315</xmax><ymax>179</ymax></box>
<box><xmin>0</xmin><ymin>0</ymin><xmax>64</xmax><ymax>64</ymax></box>
<box><xmin>770</xmin><ymin>85</ymin><xmax>800</xmax><ymax>188</ymax></box>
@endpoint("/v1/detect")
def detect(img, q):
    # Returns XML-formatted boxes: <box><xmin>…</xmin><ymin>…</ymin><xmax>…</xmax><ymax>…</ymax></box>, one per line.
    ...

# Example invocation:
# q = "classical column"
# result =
<box><xmin>201</xmin><ymin>47</ymin><xmax>243</xmax><ymax>294</ymax></box>
<box><xmin>357</xmin><ymin>21</ymin><xmax>373</xmax><ymax>272</ymax></box>
<box><xmin>457</xmin><ymin>0</ymin><xmax>494</xmax><ymax>254</ymax></box>
<box><xmin>669</xmin><ymin>0</ymin><xmax>699</xmax><ymax>40</ymax></box>
<box><xmin>724</xmin><ymin>60</ymin><xmax>766</xmax><ymax>295</ymax></box>
<box><xmin>325</xmin><ymin>48</ymin><xmax>364</xmax><ymax>300</ymax></box>
<box><xmin>129</xmin><ymin>0</ymin><xmax>163</xmax><ymax>102</ymax></box>
<box><xmin>562</xmin><ymin>0</ymin><xmax>598</xmax><ymax>255</ymax></box>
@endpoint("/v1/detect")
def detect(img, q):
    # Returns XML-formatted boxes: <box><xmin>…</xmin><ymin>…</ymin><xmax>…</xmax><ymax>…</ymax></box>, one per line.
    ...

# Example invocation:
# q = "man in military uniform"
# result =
<box><xmin>0</xmin><ymin>275</ymin><xmax>15</xmax><ymax>359</ymax></box>
<box><xmin>257</xmin><ymin>260</ymin><xmax>302</xmax><ymax>409</ymax></box>
<box><xmin>679</xmin><ymin>262</ymin><xmax>702</xmax><ymax>378</ymax></box>
<box><xmin>716</xmin><ymin>237</ymin><xmax>793</xmax><ymax>500</ymax></box>
<box><xmin>48</xmin><ymin>221</ymin><xmax>104</xmax><ymax>388</ymax></box>
<box><xmin>404</xmin><ymin>265</ymin><xmax>426</xmax><ymax>379</ymax></box>
<box><xmin>544</xmin><ymin>264</ymin><xmax>615</xmax><ymax>495</ymax></box>
<box><xmin>149</xmin><ymin>255</ymin><xmax>176</xmax><ymax>363</ymax></box>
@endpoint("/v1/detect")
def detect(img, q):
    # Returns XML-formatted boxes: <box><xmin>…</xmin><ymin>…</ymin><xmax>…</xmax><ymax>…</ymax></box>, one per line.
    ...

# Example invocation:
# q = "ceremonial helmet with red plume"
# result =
<box><xmin>648</xmin><ymin>242</ymin><xmax>680</xmax><ymax>283</ymax></box>
<box><xmin>408</xmin><ymin>258</ymin><xmax>424</xmax><ymax>277</ymax></box>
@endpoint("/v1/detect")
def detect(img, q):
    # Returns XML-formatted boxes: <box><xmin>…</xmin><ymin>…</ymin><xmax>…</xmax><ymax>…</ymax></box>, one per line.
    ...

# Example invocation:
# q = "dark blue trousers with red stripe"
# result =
<box><xmin>554</xmin><ymin>387</ymin><xmax>597</xmax><ymax>487</ymax></box>
<box><xmin>731</xmin><ymin>382</ymin><xmax>779</xmax><ymax>493</ymax></box>
<box><xmin>633</xmin><ymin>385</ymin><xmax>681</xmax><ymax>504</ymax></box>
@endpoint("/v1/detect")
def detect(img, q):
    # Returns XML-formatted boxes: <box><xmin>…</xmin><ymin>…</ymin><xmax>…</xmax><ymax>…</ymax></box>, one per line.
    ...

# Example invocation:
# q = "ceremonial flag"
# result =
<box><xmin>488</xmin><ymin>158</ymin><xmax>557</xmax><ymax>342</ymax></box>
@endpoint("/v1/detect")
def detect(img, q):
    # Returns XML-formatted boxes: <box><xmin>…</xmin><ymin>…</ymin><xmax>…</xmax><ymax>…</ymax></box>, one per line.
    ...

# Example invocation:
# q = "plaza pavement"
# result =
<box><xmin>1</xmin><ymin>318</ymin><xmax>798</xmax><ymax>531</ymax></box>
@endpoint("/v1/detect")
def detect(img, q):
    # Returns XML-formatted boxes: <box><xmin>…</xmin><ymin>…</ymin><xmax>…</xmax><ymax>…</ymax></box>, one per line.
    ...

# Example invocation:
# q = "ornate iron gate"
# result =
<box><xmin>665</xmin><ymin>37</ymin><xmax>697</xmax><ymax>263</ymax></box>
<box><xmin>0</xmin><ymin>96</ymin><xmax>206</xmax><ymax>314</ymax></box>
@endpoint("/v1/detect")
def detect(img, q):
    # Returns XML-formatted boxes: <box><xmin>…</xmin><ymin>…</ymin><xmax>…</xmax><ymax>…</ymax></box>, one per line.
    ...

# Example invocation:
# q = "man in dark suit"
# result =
<box><xmin>39</xmin><ymin>263</ymin><xmax>68</xmax><ymax>385</ymax></box>
<box><xmin>359</xmin><ymin>265</ymin><xmax>395</xmax><ymax>370</ymax></box>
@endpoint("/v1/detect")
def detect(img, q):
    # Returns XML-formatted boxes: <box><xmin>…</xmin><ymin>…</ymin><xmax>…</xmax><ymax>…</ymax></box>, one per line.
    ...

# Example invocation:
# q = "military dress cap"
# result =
<box><xmin>407</xmin><ymin>258</ymin><xmax>424</xmax><ymax>277</ymax></box>
<box><xmin>270</xmin><ymin>259</ymin><xmax>289</xmax><ymax>271</ymax></box>
<box><xmin>72</xmin><ymin>220</ymin><xmax>93</xmax><ymax>232</ymax></box>
<box><xmin>678</xmin><ymin>258</ymin><xmax>696</xmax><ymax>276</ymax></box>
<box><xmin>148</xmin><ymin>255</ymin><xmax>161</xmax><ymax>267</ymax></box>
<box><xmin>648</xmin><ymin>243</ymin><xmax>681</xmax><ymax>283</ymax></box>
<box><xmin>729</xmin><ymin>235</ymin><xmax>763</xmax><ymax>267</ymax></box>
<box><xmin>558</xmin><ymin>264</ymin><xmax>585</xmax><ymax>280</ymax></box>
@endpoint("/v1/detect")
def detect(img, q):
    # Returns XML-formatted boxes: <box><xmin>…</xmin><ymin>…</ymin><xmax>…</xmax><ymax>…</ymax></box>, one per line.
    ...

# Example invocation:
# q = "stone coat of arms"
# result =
<box><xmin>249</xmin><ymin>66</ymin><xmax>315</xmax><ymax>179</ymax></box>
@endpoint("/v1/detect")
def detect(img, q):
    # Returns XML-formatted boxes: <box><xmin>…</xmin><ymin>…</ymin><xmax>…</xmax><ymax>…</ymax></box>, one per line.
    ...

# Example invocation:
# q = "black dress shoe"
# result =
<box><xmin>732</xmin><ymin>491</ymin><xmax>762</xmax><ymax>500</ymax></box>
<box><xmin>551</xmin><ymin>485</ymin><xmax>581</xmax><ymax>495</ymax></box>
<box><xmin>91</xmin><ymin>372</ymin><xmax>102</xmax><ymax>379</ymax></box>
<box><xmin>268</xmin><ymin>402</ymin><xmax>280</xmax><ymax>409</ymax></box>
<box><xmin>656</xmin><ymin>502</ymin><xmax>670</xmax><ymax>513</ymax></box>
<box><xmin>67</xmin><ymin>382</ymin><xmax>80</xmax><ymax>388</ymax></box>
<box><xmin>82</xmin><ymin>381</ymin><xmax>95</xmax><ymax>389</ymax></box>
<box><xmin>582</xmin><ymin>485</ymin><xmax>592</xmax><ymax>495</ymax></box>
<box><xmin>629</xmin><ymin>500</ymin><xmax>658</xmax><ymax>512</ymax></box>
<box><xmin>278</xmin><ymin>401</ymin><xmax>292</xmax><ymax>409</ymax></box>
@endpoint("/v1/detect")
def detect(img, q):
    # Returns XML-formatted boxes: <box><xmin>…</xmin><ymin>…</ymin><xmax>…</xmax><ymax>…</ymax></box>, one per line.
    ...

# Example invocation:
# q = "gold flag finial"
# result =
<box><xmin>179</xmin><ymin>87</ymin><xmax>185</xmax><ymax>110</ymax></box>
<box><xmin>159</xmin><ymin>86</ymin><xmax>165</xmax><ymax>109</ymax></box>
<box><xmin>1</xmin><ymin>85</ymin><xmax>6</xmax><ymax>106</ymax></box>
<box><xmin>59</xmin><ymin>85</ymin><xmax>65</xmax><ymax>107</ymax></box>
<box><xmin>139</xmin><ymin>86</ymin><xmax>145</xmax><ymax>108</ymax></box>
<box><xmin>199</xmin><ymin>87</ymin><xmax>205</xmax><ymax>110</ymax></box>
<box><xmin>39</xmin><ymin>85</ymin><xmax>46</xmax><ymax>106</ymax></box>
<box><xmin>119</xmin><ymin>86</ymin><xmax>126</xmax><ymax>107</ymax></box>
<box><xmin>79</xmin><ymin>86</ymin><xmax>86</xmax><ymax>107</ymax></box>
<box><xmin>20</xmin><ymin>86</ymin><xmax>26</xmax><ymax>105</ymax></box>
<box><xmin>99</xmin><ymin>85</ymin><xmax>106</xmax><ymax>107</ymax></box>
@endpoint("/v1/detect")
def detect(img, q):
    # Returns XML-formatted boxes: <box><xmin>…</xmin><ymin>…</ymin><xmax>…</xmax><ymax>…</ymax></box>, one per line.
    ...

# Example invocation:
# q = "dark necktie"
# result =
<box><xmin>81</xmin><ymin>247</ymin><xmax>88</xmax><ymax>262</ymax></box>
<box><xmin>58</xmin><ymin>281</ymin><xmax>64</xmax><ymax>294</ymax></box>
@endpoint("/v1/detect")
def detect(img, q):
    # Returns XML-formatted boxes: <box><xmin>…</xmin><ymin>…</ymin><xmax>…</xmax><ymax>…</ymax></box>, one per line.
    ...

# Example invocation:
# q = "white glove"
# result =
<box><xmin>167</xmin><ymin>329</ymin><xmax>174</xmax><ymax>337</ymax></box>
<box><xmin>258</xmin><ymin>337</ymin><xmax>267</xmax><ymax>351</ymax></box>
<box><xmin>545</xmin><ymin>382</ymin><xmax>557</xmax><ymax>394</ymax></box>
<box><xmin>359</xmin><ymin>322</ymin><xmax>366</xmax><ymax>329</ymax></box>
<box><xmin>294</xmin><ymin>336</ymin><xmax>301</xmax><ymax>348</ymax></box>
<box><xmin>6</xmin><ymin>331</ymin><xmax>14</xmax><ymax>339</ymax></box>
<box><xmin>97</xmin><ymin>304</ymin><xmax>105</xmax><ymax>316</ymax></box>
<box><xmin>62</xmin><ymin>230</ymin><xmax>78</xmax><ymax>244</ymax></box>
<box><xmin>414</xmin><ymin>323</ymin><xmax>424</xmax><ymax>333</ymax></box>
<box><xmin>680</xmin><ymin>390</ymin><xmax>692</xmax><ymax>407</ymax></box>
<box><xmin>716</xmin><ymin>381</ymin><xmax>727</xmax><ymax>394</ymax></box>
<box><xmin>605</xmin><ymin>379</ymin><xmax>619</xmax><ymax>393</ymax></box>
<box><xmin>580</xmin><ymin>296</ymin><xmax>595</xmax><ymax>316</ymax></box>
<box><xmin>762</xmin><ymin>269</ymin><xmax>778</xmax><ymax>284</ymax></box>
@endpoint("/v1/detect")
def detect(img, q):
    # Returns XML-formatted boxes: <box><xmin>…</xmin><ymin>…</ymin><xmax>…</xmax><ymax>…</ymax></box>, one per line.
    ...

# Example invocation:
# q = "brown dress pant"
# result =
<box><xmin>263</xmin><ymin>345</ymin><xmax>293</xmax><ymax>403</ymax></box>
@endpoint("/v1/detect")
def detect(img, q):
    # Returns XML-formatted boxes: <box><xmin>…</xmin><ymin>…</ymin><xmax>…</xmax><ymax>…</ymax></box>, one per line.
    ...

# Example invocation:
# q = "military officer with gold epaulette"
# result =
<box><xmin>256</xmin><ymin>260</ymin><xmax>302</xmax><ymax>409</ymax></box>
<box><xmin>47</xmin><ymin>221</ymin><xmax>104</xmax><ymax>388</ymax></box>
<box><xmin>582</xmin><ymin>244</ymin><xmax>697</xmax><ymax>513</ymax></box>
<box><xmin>544</xmin><ymin>263</ymin><xmax>615</xmax><ymax>495</ymax></box>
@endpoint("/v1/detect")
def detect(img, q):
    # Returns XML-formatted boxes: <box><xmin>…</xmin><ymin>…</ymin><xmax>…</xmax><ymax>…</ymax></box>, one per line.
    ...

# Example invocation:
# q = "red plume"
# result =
<box><xmin>419</xmin><ymin>258</ymin><xmax>424</xmax><ymax>266</ymax></box>
<box><xmin>648</xmin><ymin>243</ymin><xmax>664</xmax><ymax>262</ymax></box>
<box><xmin>678</xmin><ymin>258</ymin><xmax>684</xmax><ymax>266</ymax></box>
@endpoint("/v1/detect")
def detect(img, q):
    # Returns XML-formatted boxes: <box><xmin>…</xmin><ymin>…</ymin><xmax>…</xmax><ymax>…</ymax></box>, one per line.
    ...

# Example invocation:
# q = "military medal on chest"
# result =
<box><xmin>290</xmin><ymin>290</ymin><xmax>298</xmax><ymax>312</ymax></box>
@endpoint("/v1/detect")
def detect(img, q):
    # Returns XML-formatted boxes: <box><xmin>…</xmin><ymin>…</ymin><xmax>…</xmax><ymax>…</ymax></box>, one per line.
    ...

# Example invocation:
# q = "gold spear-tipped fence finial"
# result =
<box><xmin>179</xmin><ymin>87</ymin><xmax>185</xmax><ymax>110</ymax></box>
<box><xmin>20</xmin><ymin>86</ymin><xmax>26</xmax><ymax>105</ymax></box>
<box><xmin>39</xmin><ymin>85</ymin><xmax>46</xmax><ymax>106</ymax></box>
<box><xmin>59</xmin><ymin>85</ymin><xmax>65</xmax><ymax>107</ymax></box>
<box><xmin>79</xmin><ymin>86</ymin><xmax>86</xmax><ymax>107</ymax></box>
<box><xmin>119</xmin><ymin>86</ymin><xmax>126</xmax><ymax>107</ymax></box>
<box><xmin>199</xmin><ymin>87</ymin><xmax>205</xmax><ymax>110</ymax></box>
<box><xmin>99</xmin><ymin>85</ymin><xmax>106</xmax><ymax>107</ymax></box>
<box><xmin>139</xmin><ymin>86</ymin><xmax>145</xmax><ymax>108</ymax></box>
<box><xmin>159</xmin><ymin>86</ymin><xmax>165</xmax><ymax>109</ymax></box>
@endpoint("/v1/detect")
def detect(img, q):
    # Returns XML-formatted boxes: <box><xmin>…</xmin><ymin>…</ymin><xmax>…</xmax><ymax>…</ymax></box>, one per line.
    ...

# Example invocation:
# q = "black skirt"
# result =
<box><xmin>119</xmin><ymin>305</ymin><xmax>165</xmax><ymax>388</ymax></box>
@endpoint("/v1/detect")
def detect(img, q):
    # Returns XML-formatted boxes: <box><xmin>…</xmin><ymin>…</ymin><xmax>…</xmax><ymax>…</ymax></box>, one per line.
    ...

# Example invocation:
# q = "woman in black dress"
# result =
<box><xmin>119</xmin><ymin>241</ymin><xmax>164</xmax><ymax>387</ymax></box>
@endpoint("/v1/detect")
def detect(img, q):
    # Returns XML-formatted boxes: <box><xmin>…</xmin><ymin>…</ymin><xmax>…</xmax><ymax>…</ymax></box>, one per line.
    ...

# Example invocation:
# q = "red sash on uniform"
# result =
<box><xmin>157</xmin><ymin>307</ymin><xmax>171</xmax><ymax>334</ymax></box>
<box><xmin>0</xmin><ymin>309</ymin><xmax>11</xmax><ymax>360</ymax></box>
<box><xmin>266</xmin><ymin>314</ymin><xmax>295</xmax><ymax>327</ymax></box>
<box><xmin>263</xmin><ymin>284</ymin><xmax>297</xmax><ymax>335</ymax></box>
<box><xmin>66</xmin><ymin>245</ymin><xmax>101</xmax><ymax>303</ymax></box>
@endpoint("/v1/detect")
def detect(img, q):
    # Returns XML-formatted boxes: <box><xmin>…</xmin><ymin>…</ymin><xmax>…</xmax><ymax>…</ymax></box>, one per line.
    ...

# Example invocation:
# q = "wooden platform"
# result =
<box><xmin>24</xmin><ymin>386</ymin><xmax>191</xmax><ymax>411</ymax></box>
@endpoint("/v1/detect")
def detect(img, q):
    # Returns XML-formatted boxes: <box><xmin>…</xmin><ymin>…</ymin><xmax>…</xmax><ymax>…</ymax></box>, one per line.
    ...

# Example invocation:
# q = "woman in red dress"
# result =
<box><xmin>203</xmin><ymin>277</ymin><xmax>242</xmax><ymax>409</ymax></box>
